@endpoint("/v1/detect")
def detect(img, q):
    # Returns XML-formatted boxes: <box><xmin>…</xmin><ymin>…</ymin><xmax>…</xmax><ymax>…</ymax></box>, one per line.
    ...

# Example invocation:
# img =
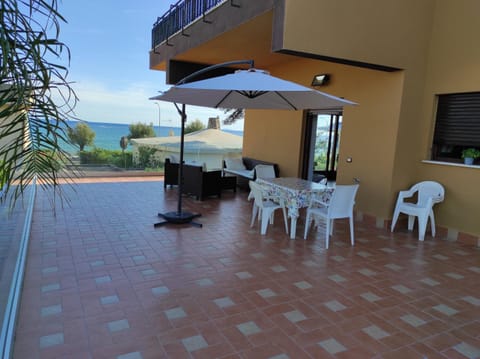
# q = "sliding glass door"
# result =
<box><xmin>302</xmin><ymin>111</ymin><xmax>343</xmax><ymax>182</ymax></box>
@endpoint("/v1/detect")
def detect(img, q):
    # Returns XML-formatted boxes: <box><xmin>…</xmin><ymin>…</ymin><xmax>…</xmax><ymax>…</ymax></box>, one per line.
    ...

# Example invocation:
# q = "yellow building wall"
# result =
<box><xmin>244</xmin><ymin>58</ymin><xmax>404</xmax><ymax>220</ymax></box>
<box><xmin>243</xmin><ymin>108</ymin><xmax>303</xmax><ymax>176</ymax></box>
<box><xmin>272</xmin><ymin>0</ymin><xmax>480</xmax><ymax>236</ymax></box>
<box><xmin>243</xmin><ymin>0</ymin><xmax>437</xmax><ymax>224</ymax></box>
<box><xmin>417</xmin><ymin>0</ymin><xmax>480</xmax><ymax>236</ymax></box>
<box><xmin>281</xmin><ymin>0</ymin><xmax>435</xmax><ymax>70</ymax></box>
<box><xmin>266</xmin><ymin>0</ymin><xmax>480</xmax><ymax>238</ymax></box>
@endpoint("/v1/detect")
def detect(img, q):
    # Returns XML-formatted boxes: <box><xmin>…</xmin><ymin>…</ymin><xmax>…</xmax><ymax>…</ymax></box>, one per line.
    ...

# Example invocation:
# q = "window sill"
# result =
<box><xmin>422</xmin><ymin>160</ymin><xmax>480</xmax><ymax>169</ymax></box>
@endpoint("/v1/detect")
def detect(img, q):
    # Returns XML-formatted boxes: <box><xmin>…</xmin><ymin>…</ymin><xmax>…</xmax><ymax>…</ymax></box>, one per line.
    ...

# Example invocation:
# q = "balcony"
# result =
<box><xmin>149</xmin><ymin>0</ymin><xmax>280</xmax><ymax>74</ymax></box>
<box><xmin>151</xmin><ymin>0</ymin><xmax>228</xmax><ymax>50</ymax></box>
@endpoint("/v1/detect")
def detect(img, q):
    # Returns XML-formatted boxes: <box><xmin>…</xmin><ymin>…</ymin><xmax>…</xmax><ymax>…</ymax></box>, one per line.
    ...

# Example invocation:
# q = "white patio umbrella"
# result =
<box><xmin>150</xmin><ymin>60</ymin><xmax>356</xmax><ymax>227</ymax></box>
<box><xmin>151</xmin><ymin>68</ymin><xmax>356</xmax><ymax>110</ymax></box>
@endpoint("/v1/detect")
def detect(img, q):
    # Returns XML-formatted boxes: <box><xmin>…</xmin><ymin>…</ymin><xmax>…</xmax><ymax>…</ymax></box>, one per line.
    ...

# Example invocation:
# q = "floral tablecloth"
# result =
<box><xmin>256</xmin><ymin>177</ymin><xmax>334</xmax><ymax>219</ymax></box>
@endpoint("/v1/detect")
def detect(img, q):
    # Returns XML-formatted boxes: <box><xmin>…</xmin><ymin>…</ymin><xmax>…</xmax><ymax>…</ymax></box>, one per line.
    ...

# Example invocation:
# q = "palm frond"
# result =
<box><xmin>0</xmin><ymin>0</ymin><xmax>78</xmax><ymax>207</ymax></box>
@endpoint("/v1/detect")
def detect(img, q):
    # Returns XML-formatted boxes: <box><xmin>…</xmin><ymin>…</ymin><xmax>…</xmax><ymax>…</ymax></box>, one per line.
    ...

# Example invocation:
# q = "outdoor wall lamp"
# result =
<box><xmin>311</xmin><ymin>74</ymin><xmax>330</xmax><ymax>86</ymax></box>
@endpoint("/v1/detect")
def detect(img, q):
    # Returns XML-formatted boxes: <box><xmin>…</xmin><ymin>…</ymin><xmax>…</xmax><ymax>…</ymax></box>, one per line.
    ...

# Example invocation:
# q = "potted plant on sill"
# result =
<box><xmin>461</xmin><ymin>148</ymin><xmax>480</xmax><ymax>165</ymax></box>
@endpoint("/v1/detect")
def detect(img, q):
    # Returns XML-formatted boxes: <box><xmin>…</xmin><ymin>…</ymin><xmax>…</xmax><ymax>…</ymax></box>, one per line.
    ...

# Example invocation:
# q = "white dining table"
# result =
<box><xmin>256</xmin><ymin>177</ymin><xmax>334</xmax><ymax>239</ymax></box>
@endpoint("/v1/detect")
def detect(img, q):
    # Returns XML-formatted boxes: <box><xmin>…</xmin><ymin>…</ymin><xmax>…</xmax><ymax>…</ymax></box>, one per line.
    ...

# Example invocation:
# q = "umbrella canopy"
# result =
<box><xmin>151</xmin><ymin>68</ymin><xmax>356</xmax><ymax>110</ymax></box>
<box><xmin>131</xmin><ymin>128</ymin><xmax>242</xmax><ymax>154</ymax></box>
<box><xmin>150</xmin><ymin>62</ymin><xmax>356</xmax><ymax>226</ymax></box>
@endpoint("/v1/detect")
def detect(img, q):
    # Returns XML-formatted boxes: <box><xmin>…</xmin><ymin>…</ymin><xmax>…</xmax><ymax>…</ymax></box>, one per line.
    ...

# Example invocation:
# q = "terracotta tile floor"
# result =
<box><xmin>12</xmin><ymin>177</ymin><xmax>480</xmax><ymax>359</ymax></box>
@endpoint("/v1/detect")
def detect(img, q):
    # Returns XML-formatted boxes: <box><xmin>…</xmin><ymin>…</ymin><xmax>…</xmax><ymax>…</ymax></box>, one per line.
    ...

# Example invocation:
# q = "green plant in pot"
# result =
<box><xmin>461</xmin><ymin>148</ymin><xmax>480</xmax><ymax>165</ymax></box>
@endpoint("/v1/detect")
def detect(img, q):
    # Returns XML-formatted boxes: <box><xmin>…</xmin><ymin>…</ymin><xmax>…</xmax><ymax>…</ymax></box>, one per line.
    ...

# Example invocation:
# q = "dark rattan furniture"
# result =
<box><xmin>182</xmin><ymin>164</ymin><xmax>222</xmax><ymax>200</ymax></box>
<box><xmin>164</xmin><ymin>158</ymin><xmax>179</xmax><ymax>189</ymax></box>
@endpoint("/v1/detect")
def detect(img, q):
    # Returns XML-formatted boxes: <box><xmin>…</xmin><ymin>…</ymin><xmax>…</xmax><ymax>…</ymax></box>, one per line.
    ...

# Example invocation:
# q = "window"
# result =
<box><xmin>432</xmin><ymin>92</ymin><xmax>480</xmax><ymax>162</ymax></box>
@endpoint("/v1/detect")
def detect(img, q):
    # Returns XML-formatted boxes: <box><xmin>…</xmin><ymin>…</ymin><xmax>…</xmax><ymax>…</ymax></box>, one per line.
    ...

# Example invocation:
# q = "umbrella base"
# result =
<box><xmin>154</xmin><ymin>211</ymin><xmax>202</xmax><ymax>228</ymax></box>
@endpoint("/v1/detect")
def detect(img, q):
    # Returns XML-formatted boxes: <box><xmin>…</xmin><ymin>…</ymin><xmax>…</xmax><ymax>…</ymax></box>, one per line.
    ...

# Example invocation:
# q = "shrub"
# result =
<box><xmin>67</xmin><ymin>122</ymin><xmax>96</xmax><ymax>151</ymax></box>
<box><xmin>111</xmin><ymin>152</ymin><xmax>133</xmax><ymax>168</ymax></box>
<box><xmin>128</xmin><ymin>122</ymin><xmax>155</xmax><ymax>140</ymax></box>
<box><xmin>185</xmin><ymin>119</ymin><xmax>205</xmax><ymax>134</ymax></box>
<box><xmin>80</xmin><ymin>148</ymin><xmax>133</xmax><ymax>168</ymax></box>
<box><xmin>137</xmin><ymin>146</ymin><xmax>161</xmax><ymax>168</ymax></box>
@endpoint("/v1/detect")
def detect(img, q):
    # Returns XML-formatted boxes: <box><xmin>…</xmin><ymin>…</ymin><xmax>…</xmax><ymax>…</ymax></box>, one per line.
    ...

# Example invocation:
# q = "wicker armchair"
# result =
<box><xmin>182</xmin><ymin>163</ymin><xmax>222</xmax><ymax>200</ymax></box>
<box><xmin>164</xmin><ymin>158</ymin><xmax>179</xmax><ymax>189</ymax></box>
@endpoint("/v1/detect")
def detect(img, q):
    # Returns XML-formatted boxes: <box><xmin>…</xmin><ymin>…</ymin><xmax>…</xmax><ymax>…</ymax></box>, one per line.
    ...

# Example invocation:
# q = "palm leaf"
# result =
<box><xmin>0</xmin><ymin>0</ymin><xmax>79</xmax><ymax>207</ymax></box>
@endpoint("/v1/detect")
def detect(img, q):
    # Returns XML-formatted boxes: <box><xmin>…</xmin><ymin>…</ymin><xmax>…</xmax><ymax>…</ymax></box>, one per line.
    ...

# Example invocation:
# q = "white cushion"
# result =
<box><xmin>169</xmin><ymin>154</ymin><xmax>179</xmax><ymax>163</ymax></box>
<box><xmin>224</xmin><ymin>168</ymin><xmax>255</xmax><ymax>179</ymax></box>
<box><xmin>254</xmin><ymin>164</ymin><xmax>276</xmax><ymax>179</ymax></box>
<box><xmin>225</xmin><ymin>157</ymin><xmax>246</xmax><ymax>171</ymax></box>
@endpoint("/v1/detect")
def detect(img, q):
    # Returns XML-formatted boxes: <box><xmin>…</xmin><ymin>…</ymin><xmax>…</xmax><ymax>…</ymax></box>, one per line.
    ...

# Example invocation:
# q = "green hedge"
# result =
<box><xmin>80</xmin><ymin>148</ymin><xmax>133</xmax><ymax>168</ymax></box>
<box><xmin>137</xmin><ymin>146</ymin><xmax>162</xmax><ymax>169</ymax></box>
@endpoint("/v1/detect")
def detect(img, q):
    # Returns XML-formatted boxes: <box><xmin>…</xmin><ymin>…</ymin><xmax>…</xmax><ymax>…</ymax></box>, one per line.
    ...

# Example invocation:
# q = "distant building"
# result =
<box><xmin>131</xmin><ymin>127</ymin><xmax>242</xmax><ymax>170</ymax></box>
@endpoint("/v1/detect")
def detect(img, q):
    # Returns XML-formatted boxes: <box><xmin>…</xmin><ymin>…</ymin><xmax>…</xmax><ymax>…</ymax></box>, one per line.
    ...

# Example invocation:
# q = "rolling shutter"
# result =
<box><xmin>434</xmin><ymin>92</ymin><xmax>480</xmax><ymax>147</ymax></box>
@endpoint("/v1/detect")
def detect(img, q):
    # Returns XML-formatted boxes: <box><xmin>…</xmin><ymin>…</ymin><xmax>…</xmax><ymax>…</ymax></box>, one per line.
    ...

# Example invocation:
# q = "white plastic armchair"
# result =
<box><xmin>390</xmin><ymin>181</ymin><xmax>444</xmax><ymax>241</ymax></box>
<box><xmin>304</xmin><ymin>184</ymin><xmax>359</xmax><ymax>248</ymax></box>
<box><xmin>247</xmin><ymin>164</ymin><xmax>277</xmax><ymax>201</ymax></box>
<box><xmin>254</xmin><ymin>164</ymin><xmax>276</xmax><ymax>179</ymax></box>
<box><xmin>249</xmin><ymin>180</ymin><xmax>288</xmax><ymax>235</ymax></box>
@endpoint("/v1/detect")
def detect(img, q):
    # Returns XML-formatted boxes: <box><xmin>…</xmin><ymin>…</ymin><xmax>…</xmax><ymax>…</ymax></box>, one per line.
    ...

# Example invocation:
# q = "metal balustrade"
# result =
<box><xmin>151</xmin><ymin>0</ymin><xmax>228</xmax><ymax>49</ymax></box>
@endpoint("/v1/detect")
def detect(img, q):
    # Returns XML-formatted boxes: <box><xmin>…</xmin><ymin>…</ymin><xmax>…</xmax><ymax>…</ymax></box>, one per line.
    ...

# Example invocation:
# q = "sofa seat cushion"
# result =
<box><xmin>225</xmin><ymin>157</ymin><xmax>246</xmax><ymax>171</ymax></box>
<box><xmin>223</xmin><ymin>168</ymin><xmax>255</xmax><ymax>179</ymax></box>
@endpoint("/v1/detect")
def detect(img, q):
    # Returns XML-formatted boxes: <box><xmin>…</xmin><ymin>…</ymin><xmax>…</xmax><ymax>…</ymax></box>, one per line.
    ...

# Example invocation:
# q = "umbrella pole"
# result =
<box><xmin>153</xmin><ymin>60</ymin><xmax>256</xmax><ymax>228</ymax></box>
<box><xmin>177</xmin><ymin>104</ymin><xmax>186</xmax><ymax>215</ymax></box>
<box><xmin>154</xmin><ymin>103</ymin><xmax>202</xmax><ymax>228</ymax></box>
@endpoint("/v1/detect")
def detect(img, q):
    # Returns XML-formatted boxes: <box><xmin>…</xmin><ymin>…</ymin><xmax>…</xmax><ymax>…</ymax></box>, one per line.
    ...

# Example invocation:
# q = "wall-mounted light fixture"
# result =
<box><xmin>311</xmin><ymin>74</ymin><xmax>330</xmax><ymax>86</ymax></box>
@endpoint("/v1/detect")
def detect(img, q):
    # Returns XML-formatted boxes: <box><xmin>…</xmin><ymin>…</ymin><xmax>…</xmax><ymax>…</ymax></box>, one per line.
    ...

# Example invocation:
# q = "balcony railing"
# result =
<box><xmin>152</xmin><ymin>0</ymin><xmax>228</xmax><ymax>50</ymax></box>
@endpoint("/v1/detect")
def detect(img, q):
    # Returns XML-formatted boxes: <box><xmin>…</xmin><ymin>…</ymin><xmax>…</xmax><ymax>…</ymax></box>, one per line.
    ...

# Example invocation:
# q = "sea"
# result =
<box><xmin>62</xmin><ymin>120</ymin><xmax>243</xmax><ymax>153</ymax></box>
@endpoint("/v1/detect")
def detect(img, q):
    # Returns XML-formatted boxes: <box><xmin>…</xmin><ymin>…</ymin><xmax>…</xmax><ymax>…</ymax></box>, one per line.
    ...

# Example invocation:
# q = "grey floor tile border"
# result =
<box><xmin>182</xmin><ymin>335</ymin><xmax>208</xmax><ymax>352</ymax></box>
<box><xmin>257</xmin><ymin>288</ymin><xmax>277</xmax><ymax>298</ymax></box>
<box><xmin>101</xmin><ymin>295</ymin><xmax>120</xmax><ymax>305</ymax></box>
<box><xmin>41</xmin><ymin>304</ymin><xmax>62</xmax><ymax>317</ymax></box>
<box><xmin>237</xmin><ymin>321</ymin><xmax>261</xmax><ymax>336</ymax></box>
<box><xmin>318</xmin><ymin>338</ymin><xmax>347</xmax><ymax>354</ymax></box>
<box><xmin>39</xmin><ymin>332</ymin><xmax>64</xmax><ymax>348</ymax></box>
<box><xmin>453</xmin><ymin>342</ymin><xmax>480</xmax><ymax>359</ymax></box>
<box><xmin>107</xmin><ymin>319</ymin><xmax>130</xmax><ymax>333</ymax></box>
<box><xmin>117</xmin><ymin>351</ymin><xmax>143</xmax><ymax>359</ymax></box>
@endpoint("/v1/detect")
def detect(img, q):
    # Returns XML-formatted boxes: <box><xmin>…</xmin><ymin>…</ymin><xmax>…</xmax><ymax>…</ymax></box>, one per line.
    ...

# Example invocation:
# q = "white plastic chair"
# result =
<box><xmin>303</xmin><ymin>184</ymin><xmax>359</xmax><ymax>248</ymax></box>
<box><xmin>254</xmin><ymin>164</ymin><xmax>276</xmax><ymax>179</ymax></box>
<box><xmin>317</xmin><ymin>177</ymin><xmax>328</xmax><ymax>185</ymax></box>
<box><xmin>247</xmin><ymin>164</ymin><xmax>277</xmax><ymax>201</ymax></box>
<box><xmin>249</xmin><ymin>180</ymin><xmax>288</xmax><ymax>235</ymax></box>
<box><xmin>390</xmin><ymin>181</ymin><xmax>444</xmax><ymax>241</ymax></box>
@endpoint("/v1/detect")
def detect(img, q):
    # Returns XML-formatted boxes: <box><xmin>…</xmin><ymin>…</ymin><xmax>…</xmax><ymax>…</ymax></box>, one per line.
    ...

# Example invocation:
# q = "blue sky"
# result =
<box><xmin>58</xmin><ymin>1</ymin><xmax>243</xmax><ymax>130</ymax></box>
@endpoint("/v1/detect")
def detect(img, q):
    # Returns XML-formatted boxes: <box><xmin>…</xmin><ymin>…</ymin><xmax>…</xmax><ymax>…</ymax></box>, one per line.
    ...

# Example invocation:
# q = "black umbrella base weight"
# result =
<box><xmin>154</xmin><ymin>211</ymin><xmax>202</xmax><ymax>228</ymax></box>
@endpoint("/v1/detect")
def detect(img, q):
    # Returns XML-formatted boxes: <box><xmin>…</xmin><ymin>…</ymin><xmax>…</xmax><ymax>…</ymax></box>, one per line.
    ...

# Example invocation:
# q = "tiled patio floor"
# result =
<box><xmin>12</xmin><ymin>177</ymin><xmax>480</xmax><ymax>358</ymax></box>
